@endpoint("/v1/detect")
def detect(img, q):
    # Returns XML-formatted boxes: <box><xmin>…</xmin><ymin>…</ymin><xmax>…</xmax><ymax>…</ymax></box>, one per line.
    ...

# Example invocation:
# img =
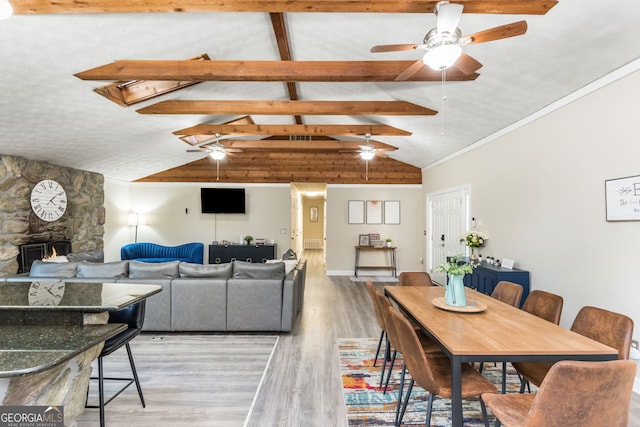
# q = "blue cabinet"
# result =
<box><xmin>466</xmin><ymin>263</ymin><xmax>530</xmax><ymax>307</ymax></box>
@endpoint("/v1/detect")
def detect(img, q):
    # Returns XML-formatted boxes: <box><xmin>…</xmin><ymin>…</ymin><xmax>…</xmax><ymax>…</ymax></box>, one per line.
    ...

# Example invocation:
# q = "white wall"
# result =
<box><xmin>104</xmin><ymin>182</ymin><xmax>292</xmax><ymax>262</ymax></box>
<box><xmin>325</xmin><ymin>185</ymin><xmax>425</xmax><ymax>275</ymax></box>
<box><xmin>423</xmin><ymin>67</ymin><xmax>640</xmax><ymax>337</ymax></box>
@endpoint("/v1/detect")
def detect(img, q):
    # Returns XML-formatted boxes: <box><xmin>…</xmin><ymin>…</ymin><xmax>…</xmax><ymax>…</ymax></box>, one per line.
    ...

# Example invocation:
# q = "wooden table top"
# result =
<box><xmin>385</xmin><ymin>286</ymin><xmax>618</xmax><ymax>360</ymax></box>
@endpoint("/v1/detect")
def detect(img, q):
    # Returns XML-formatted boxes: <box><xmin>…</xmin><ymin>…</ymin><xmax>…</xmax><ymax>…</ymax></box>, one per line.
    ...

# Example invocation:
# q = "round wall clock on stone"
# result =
<box><xmin>30</xmin><ymin>179</ymin><xmax>67</xmax><ymax>221</ymax></box>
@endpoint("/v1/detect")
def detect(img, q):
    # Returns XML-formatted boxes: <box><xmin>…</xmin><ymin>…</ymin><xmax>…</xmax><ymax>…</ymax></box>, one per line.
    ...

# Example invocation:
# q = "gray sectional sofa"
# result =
<box><xmin>4</xmin><ymin>258</ymin><xmax>306</xmax><ymax>332</ymax></box>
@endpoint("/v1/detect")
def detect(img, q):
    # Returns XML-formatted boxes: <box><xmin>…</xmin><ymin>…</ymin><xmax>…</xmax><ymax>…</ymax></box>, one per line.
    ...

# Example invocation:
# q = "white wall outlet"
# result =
<box><xmin>280</xmin><ymin>228</ymin><xmax>287</xmax><ymax>234</ymax></box>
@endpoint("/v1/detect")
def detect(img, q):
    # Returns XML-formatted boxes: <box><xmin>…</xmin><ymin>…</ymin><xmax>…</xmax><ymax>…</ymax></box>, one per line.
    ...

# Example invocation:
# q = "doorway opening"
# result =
<box><xmin>291</xmin><ymin>183</ymin><xmax>327</xmax><ymax>260</ymax></box>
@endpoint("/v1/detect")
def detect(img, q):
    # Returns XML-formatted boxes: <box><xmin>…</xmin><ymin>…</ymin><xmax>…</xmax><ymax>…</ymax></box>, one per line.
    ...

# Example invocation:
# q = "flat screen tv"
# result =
<box><xmin>200</xmin><ymin>188</ymin><xmax>246</xmax><ymax>214</ymax></box>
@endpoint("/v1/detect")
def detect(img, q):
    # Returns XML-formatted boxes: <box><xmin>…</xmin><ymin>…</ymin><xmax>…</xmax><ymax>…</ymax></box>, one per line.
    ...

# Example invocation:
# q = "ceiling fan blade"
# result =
<box><xmin>437</xmin><ymin>2</ymin><xmax>464</xmax><ymax>34</ymax></box>
<box><xmin>460</xmin><ymin>20</ymin><xmax>527</xmax><ymax>45</ymax></box>
<box><xmin>394</xmin><ymin>60</ymin><xmax>426</xmax><ymax>82</ymax></box>
<box><xmin>375</xmin><ymin>151</ymin><xmax>389</xmax><ymax>158</ymax></box>
<box><xmin>452</xmin><ymin>52</ymin><xmax>483</xmax><ymax>75</ymax></box>
<box><xmin>371</xmin><ymin>44</ymin><xmax>424</xmax><ymax>53</ymax></box>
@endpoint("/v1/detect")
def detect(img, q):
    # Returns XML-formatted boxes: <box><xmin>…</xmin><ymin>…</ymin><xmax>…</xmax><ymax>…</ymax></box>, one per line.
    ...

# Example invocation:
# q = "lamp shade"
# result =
<box><xmin>128</xmin><ymin>213</ymin><xmax>139</xmax><ymax>226</ymax></box>
<box><xmin>0</xmin><ymin>0</ymin><xmax>12</xmax><ymax>19</ymax></box>
<box><xmin>422</xmin><ymin>44</ymin><xmax>462</xmax><ymax>71</ymax></box>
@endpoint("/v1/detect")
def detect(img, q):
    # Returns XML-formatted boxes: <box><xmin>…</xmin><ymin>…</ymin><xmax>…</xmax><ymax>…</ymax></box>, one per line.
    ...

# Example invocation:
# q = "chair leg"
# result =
<box><xmin>383</xmin><ymin>350</ymin><xmax>397</xmax><ymax>393</ymax></box>
<box><xmin>501</xmin><ymin>362</ymin><xmax>507</xmax><ymax>394</ymax></box>
<box><xmin>374</xmin><ymin>330</ymin><xmax>385</xmax><ymax>367</ymax></box>
<box><xmin>397</xmin><ymin>378</ymin><xmax>414</xmax><ymax>427</ymax></box>
<box><xmin>379</xmin><ymin>336</ymin><xmax>390</xmax><ymax>389</ymax></box>
<box><xmin>395</xmin><ymin>362</ymin><xmax>406</xmax><ymax>425</ymax></box>
<box><xmin>479</xmin><ymin>398</ymin><xmax>490</xmax><ymax>427</ymax></box>
<box><xmin>98</xmin><ymin>357</ymin><xmax>106</xmax><ymax>427</ymax></box>
<box><xmin>125</xmin><ymin>343</ymin><xmax>145</xmax><ymax>407</ymax></box>
<box><xmin>424</xmin><ymin>392</ymin><xmax>435</xmax><ymax>427</ymax></box>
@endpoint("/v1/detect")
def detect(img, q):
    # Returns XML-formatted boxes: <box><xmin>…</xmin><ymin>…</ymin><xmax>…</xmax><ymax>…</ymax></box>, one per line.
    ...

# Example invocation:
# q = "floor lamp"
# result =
<box><xmin>128</xmin><ymin>213</ymin><xmax>145</xmax><ymax>243</ymax></box>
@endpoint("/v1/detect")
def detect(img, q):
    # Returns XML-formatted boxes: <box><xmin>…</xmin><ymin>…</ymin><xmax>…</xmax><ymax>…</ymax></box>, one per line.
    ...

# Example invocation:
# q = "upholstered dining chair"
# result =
<box><xmin>491</xmin><ymin>281</ymin><xmax>524</xmax><ymax>308</ymax></box>
<box><xmin>365</xmin><ymin>280</ymin><xmax>387</xmax><ymax>371</ymax></box>
<box><xmin>86</xmin><ymin>301</ymin><xmax>147</xmax><ymax>427</ymax></box>
<box><xmin>373</xmin><ymin>288</ymin><xmax>442</xmax><ymax>391</ymax></box>
<box><xmin>513</xmin><ymin>305</ymin><xmax>634</xmax><ymax>392</ymax></box>
<box><xmin>397</xmin><ymin>271</ymin><xmax>434</xmax><ymax>286</ymax></box>
<box><xmin>388</xmin><ymin>306</ymin><xmax>495</xmax><ymax>427</ymax></box>
<box><xmin>482</xmin><ymin>359</ymin><xmax>636</xmax><ymax>427</ymax></box>
<box><xmin>480</xmin><ymin>281</ymin><xmax>524</xmax><ymax>381</ymax></box>
<box><xmin>512</xmin><ymin>290</ymin><xmax>563</xmax><ymax>392</ymax></box>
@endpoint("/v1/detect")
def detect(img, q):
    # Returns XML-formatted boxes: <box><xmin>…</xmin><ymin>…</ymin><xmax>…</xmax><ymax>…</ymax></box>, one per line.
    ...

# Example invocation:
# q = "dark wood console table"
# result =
<box><xmin>209</xmin><ymin>244</ymin><xmax>277</xmax><ymax>263</ymax></box>
<box><xmin>354</xmin><ymin>246</ymin><xmax>397</xmax><ymax>277</ymax></box>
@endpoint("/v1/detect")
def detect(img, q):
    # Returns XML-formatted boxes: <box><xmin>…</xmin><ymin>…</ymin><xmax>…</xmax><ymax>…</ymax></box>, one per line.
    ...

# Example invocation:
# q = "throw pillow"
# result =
<box><xmin>266</xmin><ymin>259</ymin><xmax>297</xmax><ymax>275</ymax></box>
<box><xmin>128</xmin><ymin>260</ymin><xmax>180</xmax><ymax>279</ymax></box>
<box><xmin>232</xmin><ymin>261</ymin><xmax>286</xmax><ymax>280</ymax></box>
<box><xmin>29</xmin><ymin>260</ymin><xmax>78</xmax><ymax>278</ymax></box>
<box><xmin>179</xmin><ymin>262</ymin><xmax>233</xmax><ymax>278</ymax></box>
<box><xmin>77</xmin><ymin>261</ymin><xmax>129</xmax><ymax>279</ymax></box>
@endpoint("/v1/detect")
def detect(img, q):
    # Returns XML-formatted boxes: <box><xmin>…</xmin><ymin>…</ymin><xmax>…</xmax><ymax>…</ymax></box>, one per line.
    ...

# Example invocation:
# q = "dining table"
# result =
<box><xmin>384</xmin><ymin>285</ymin><xmax>619</xmax><ymax>427</ymax></box>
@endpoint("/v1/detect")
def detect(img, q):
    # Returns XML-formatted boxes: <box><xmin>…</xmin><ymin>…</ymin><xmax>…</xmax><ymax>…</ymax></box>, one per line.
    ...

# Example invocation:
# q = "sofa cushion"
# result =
<box><xmin>232</xmin><ymin>261</ymin><xmax>286</xmax><ymax>280</ymax></box>
<box><xmin>266</xmin><ymin>259</ymin><xmax>297</xmax><ymax>275</ymax></box>
<box><xmin>179</xmin><ymin>262</ymin><xmax>232</xmax><ymax>278</ymax></box>
<box><xmin>77</xmin><ymin>261</ymin><xmax>129</xmax><ymax>279</ymax></box>
<box><xmin>128</xmin><ymin>260</ymin><xmax>180</xmax><ymax>279</ymax></box>
<box><xmin>29</xmin><ymin>260</ymin><xmax>78</xmax><ymax>278</ymax></box>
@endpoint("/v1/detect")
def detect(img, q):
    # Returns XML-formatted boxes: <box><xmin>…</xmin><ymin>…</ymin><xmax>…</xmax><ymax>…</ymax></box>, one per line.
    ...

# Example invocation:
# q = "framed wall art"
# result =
<box><xmin>348</xmin><ymin>200</ymin><xmax>365</xmax><ymax>224</ymax></box>
<box><xmin>310</xmin><ymin>206</ymin><xmax>318</xmax><ymax>222</ymax></box>
<box><xmin>359</xmin><ymin>234</ymin><xmax>370</xmax><ymax>246</ymax></box>
<box><xmin>605</xmin><ymin>175</ymin><xmax>640</xmax><ymax>221</ymax></box>
<box><xmin>366</xmin><ymin>200</ymin><xmax>383</xmax><ymax>224</ymax></box>
<box><xmin>384</xmin><ymin>200</ymin><xmax>400</xmax><ymax>224</ymax></box>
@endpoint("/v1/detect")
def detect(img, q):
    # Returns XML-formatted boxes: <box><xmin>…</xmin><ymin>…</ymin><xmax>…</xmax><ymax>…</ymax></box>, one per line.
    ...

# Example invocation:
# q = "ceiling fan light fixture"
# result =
<box><xmin>209</xmin><ymin>150</ymin><xmax>226</xmax><ymax>160</ymax></box>
<box><xmin>423</xmin><ymin>43</ymin><xmax>462</xmax><ymax>70</ymax></box>
<box><xmin>0</xmin><ymin>0</ymin><xmax>13</xmax><ymax>19</ymax></box>
<box><xmin>360</xmin><ymin>146</ymin><xmax>376</xmax><ymax>160</ymax></box>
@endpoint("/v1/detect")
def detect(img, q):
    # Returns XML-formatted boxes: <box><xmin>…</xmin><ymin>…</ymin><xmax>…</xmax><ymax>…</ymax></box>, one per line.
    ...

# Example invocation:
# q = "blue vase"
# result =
<box><xmin>446</xmin><ymin>274</ymin><xmax>467</xmax><ymax>307</ymax></box>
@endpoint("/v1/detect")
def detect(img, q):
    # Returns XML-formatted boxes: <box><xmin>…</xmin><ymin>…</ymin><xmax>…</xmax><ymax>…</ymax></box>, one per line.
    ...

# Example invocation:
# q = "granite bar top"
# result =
<box><xmin>0</xmin><ymin>324</ymin><xmax>126</xmax><ymax>377</ymax></box>
<box><xmin>0</xmin><ymin>282</ymin><xmax>161</xmax><ymax>312</ymax></box>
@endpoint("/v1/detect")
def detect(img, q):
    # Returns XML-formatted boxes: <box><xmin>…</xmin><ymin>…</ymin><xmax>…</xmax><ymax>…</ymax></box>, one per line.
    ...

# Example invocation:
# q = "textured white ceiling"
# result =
<box><xmin>0</xmin><ymin>1</ymin><xmax>639</xmax><ymax>182</ymax></box>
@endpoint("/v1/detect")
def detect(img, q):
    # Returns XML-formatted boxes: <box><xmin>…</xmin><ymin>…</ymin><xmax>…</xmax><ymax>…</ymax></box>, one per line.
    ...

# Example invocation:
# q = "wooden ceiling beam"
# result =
<box><xmin>138</xmin><ymin>100</ymin><xmax>437</xmax><ymax>116</ymax></box>
<box><xmin>173</xmin><ymin>124</ymin><xmax>412</xmax><ymax>136</ymax></box>
<box><xmin>75</xmin><ymin>60</ymin><xmax>479</xmax><ymax>82</ymax></box>
<box><xmin>13</xmin><ymin>0</ymin><xmax>558</xmax><ymax>15</ymax></box>
<box><xmin>219</xmin><ymin>139</ymin><xmax>398</xmax><ymax>151</ymax></box>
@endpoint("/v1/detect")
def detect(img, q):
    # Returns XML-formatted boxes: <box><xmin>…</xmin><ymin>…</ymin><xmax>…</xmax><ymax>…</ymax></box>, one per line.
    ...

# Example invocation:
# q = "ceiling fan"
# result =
<box><xmin>340</xmin><ymin>134</ymin><xmax>389</xmax><ymax>181</ymax></box>
<box><xmin>371</xmin><ymin>0</ymin><xmax>528</xmax><ymax>81</ymax></box>
<box><xmin>186</xmin><ymin>133</ymin><xmax>242</xmax><ymax>180</ymax></box>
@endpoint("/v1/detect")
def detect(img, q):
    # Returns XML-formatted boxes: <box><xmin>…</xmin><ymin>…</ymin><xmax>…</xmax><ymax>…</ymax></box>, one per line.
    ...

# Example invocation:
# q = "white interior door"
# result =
<box><xmin>427</xmin><ymin>187</ymin><xmax>468</xmax><ymax>284</ymax></box>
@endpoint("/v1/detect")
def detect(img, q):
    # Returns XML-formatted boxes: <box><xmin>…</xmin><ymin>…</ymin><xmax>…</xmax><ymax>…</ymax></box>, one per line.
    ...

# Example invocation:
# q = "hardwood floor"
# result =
<box><xmin>76</xmin><ymin>249</ymin><xmax>640</xmax><ymax>426</ymax></box>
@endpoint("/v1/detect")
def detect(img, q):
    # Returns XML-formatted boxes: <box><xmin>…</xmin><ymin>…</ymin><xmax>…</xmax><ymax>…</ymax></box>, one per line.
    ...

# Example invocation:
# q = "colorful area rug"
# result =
<box><xmin>338</xmin><ymin>338</ymin><xmax>531</xmax><ymax>426</ymax></box>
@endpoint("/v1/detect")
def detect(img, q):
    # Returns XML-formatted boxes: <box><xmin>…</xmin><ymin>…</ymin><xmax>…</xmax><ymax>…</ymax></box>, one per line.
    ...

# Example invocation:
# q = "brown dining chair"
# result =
<box><xmin>373</xmin><ymin>287</ymin><xmax>444</xmax><ymax>424</ymax></box>
<box><xmin>364</xmin><ymin>280</ymin><xmax>387</xmax><ymax>371</ymax></box>
<box><xmin>480</xmin><ymin>281</ymin><xmax>524</xmax><ymax>382</ymax></box>
<box><xmin>513</xmin><ymin>305</ymin><xmax>634</xmax><ymax>392</ymax></box>
<box><xmin>398</xmin><ymin>271</ymin><xmax>434</xmax><ymax>286</ymax></box>
<box><xmin>521</xmin><ymin>289</ymin><xmax>563</xmax><ymax>324</ymax></box>
<box><xmin>389</xmin><ymin>306</ymin><xmax>495</xmax><ymax>427</ymax></box>
<box><xmin>482</xmin><ymin>359</ymin><xmax>636</xmax><ymax>427</ymax></box>
<box><xmin>512</xmin><ymin>290</ymin><xmax>563</xmax><ymax>392</ymax></box>
<box><xmin>491</xmin><ymin>281</ymin><xmax>523</xmax><ymax>308</ymax></box>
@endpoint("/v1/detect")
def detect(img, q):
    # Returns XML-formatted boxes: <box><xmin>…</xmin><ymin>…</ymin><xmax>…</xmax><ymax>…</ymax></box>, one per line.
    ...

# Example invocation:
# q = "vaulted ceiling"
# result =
<box><xmin>1</xmin><ymin>0</ymin><xmax>639</xmax><ymax>184</ymax></box>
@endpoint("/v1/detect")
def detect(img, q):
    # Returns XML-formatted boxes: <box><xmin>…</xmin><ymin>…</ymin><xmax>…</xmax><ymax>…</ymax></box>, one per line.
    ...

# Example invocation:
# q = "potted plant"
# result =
<box><xmin>244</xmin><ymin>235</ymin><xmax>253</xmax><ymax>245</ymax></box>
<box><xmin>436</xmin><ymin>255</ymin><xmax>479</xmax><ymax>307</ymax></box>
<box><xmin>385</xmin><ymin>238</ymin><xmax>392</xmax><ymax>247</ymax></box>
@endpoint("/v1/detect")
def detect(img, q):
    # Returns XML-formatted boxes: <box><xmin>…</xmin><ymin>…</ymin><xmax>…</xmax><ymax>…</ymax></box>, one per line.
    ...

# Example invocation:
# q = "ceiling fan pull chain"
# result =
<box><xmin>216</xmin><ymin>160</ymin><xmax>220</xmax><ymax>181</ymax></box>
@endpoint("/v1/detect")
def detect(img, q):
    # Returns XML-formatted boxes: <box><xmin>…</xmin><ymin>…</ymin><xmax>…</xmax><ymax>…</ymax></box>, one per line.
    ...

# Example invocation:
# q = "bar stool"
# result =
<box><xmin>86</xmin><ymin>301</ymin><xmax>146</xmax><ymax>427</ymax></box>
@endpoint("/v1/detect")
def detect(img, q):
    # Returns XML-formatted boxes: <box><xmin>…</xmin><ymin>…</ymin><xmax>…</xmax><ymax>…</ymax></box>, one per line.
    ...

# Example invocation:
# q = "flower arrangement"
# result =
<box><xmin>460</xmin><ymin>231</ymin><xmax>488</xmax><ymax>248</ymax></box>
<box><xmin>435</xmin><ymin>255</ymin><xmax>478</xmax><ymax>276</ymax></box>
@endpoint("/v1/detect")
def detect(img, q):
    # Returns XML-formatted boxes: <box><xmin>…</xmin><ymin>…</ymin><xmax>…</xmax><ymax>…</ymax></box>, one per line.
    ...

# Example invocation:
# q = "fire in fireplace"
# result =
<box><xmin>18</xmin><ymin>240</ymin><xmax>72</xmax><ymax>273</ymax></box>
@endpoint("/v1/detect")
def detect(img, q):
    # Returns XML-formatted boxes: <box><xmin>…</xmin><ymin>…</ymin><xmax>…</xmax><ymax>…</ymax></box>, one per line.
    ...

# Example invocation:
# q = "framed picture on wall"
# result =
<box><xmin>348</xmin><ymin>200</ymin><xmax>365</xmax><ymax>224</ymax></box>
<box><xmin>366</xmin><ymin>200</ymin><xmax>383</xmax><ymax>224</ymax></box>
<box><xmin>310</xmin><ymin>206</ymin><xmax>319</xmax><ymax>222</ymax></box>
<box><xmin>384</xmin><ymin>201</ymin><xmax>400</xmax><ymax>224</ymax></box>
<box><xmin>359</xmin><ymin>234</ymin><xmax>370</xmax><ymax>246</ymax></box>
<box><xmin>605</xmin><ymin>175</ymin><xmax>640</xmax><ymax>221</ymax></box>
